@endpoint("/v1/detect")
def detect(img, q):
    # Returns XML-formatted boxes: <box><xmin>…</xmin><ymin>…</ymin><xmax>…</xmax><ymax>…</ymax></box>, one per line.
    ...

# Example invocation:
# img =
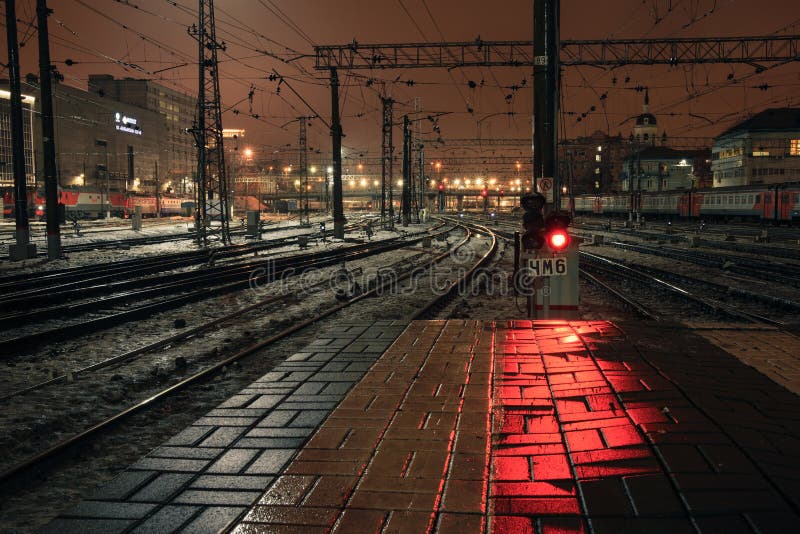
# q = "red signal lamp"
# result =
<box><xmin>547</xmin><ymin>229</ymin><xmax>570</xmax><ymax>251</ymax></box>
<box><xmin>438</xmin><ymin>184</ymin><xmax>445</xmax><ymax>191</ymax></box>
<box><xmin>480</xmin><ymin>189</ymin><xmax>488</xmax><ymax>197</ymax></box>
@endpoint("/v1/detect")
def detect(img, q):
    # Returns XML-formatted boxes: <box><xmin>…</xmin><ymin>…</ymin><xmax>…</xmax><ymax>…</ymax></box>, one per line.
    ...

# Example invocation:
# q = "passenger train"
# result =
<box><xmin>565</xmin><ymin>183</ymin><xmax>800</xmax><ymax>223</ymax></box>
<box><xmin>1</xmin><ymin>187</ymin><xmax>195</xmax><ymax>219</ymax></box>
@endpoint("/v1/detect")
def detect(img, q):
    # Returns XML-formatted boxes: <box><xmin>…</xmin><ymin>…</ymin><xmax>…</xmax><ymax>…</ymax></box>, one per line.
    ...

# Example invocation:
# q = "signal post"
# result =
<box><xmin>517</xmin><ymin>193</ymin><xmax>579</xmax><ymax>319</ymax></box>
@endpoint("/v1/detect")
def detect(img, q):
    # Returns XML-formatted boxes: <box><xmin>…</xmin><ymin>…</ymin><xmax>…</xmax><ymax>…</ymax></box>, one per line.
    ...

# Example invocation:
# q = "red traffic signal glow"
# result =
<box><xmin>438</xmin><ymin>184</ymin><xmax>445</xmax><ymax>191</ymax></box>
<box><xmin>547</xmin><ymin>229</ymin><xmax>570</xmax><ymax>251</ymax></box>
<box><xmin>480</xmin><ymin>189</ymin><xmax>488</xmax><ymax>197</ymax></box>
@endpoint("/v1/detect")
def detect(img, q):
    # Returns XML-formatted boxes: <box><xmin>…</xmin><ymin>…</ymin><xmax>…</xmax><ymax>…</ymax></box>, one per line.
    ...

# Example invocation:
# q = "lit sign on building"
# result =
<box><xmin>115</xmin><ymin>112</ymin><xmax>142</xmax><ymax>135</ymax></box>
<box><xmin>223</xmin><ymin>128</ymin><xmax>245</xmax><ymax>138</ymax></box>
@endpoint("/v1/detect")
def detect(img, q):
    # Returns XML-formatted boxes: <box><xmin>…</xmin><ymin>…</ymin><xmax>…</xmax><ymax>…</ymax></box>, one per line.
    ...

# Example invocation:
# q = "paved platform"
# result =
<box><xmin>45</xmin><ymin>320</ymin><xmax>800</xmax><ymax>533</ymax></box>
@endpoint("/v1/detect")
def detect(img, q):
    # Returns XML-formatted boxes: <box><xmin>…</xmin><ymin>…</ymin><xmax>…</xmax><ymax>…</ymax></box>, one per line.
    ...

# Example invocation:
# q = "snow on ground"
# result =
<box><xmin>0</xmin><ymin>214</ymin><xmax>348</xmax><ymax>273</ymax></box>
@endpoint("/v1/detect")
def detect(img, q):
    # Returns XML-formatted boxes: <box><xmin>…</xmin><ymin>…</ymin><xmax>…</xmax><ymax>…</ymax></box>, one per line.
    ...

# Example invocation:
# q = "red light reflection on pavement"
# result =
<box><xmin>490</xmin><ymin>321</ymin><xmax>661</xmax><ymax>533</ymax></box>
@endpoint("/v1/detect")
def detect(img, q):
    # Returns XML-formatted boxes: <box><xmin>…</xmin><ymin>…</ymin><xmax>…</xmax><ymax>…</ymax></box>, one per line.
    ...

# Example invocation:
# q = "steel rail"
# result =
<box><xmin>0</xmin><ymin>223</ymin><xmax>478</xmax><ymax>489</ymax></box>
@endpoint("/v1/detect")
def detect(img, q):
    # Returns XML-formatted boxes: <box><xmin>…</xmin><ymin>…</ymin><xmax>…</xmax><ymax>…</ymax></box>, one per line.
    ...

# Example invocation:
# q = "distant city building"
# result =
<box><xmin>89</xmin><ymin>75</ymin><xmax>196</xmax><ymax>193</ymax></box>
<box><xmin>559</xmin><ymin>131</ymin><xmax>625</xmax><ymax>194</ymax></box>
<box><xmin>1</xmin><ymin>75</ymin><xmax>197</xmax><ymax>196</ymax></box>
<box><xmin>711</xmin><ymin>108</ymin><xmax>800</xmax><ymax>187</ymax></box>
<box><xmin>0</xmin><ymin>87</ymin><xmax>36</xmax><ymax>187</ymax></box>
<box><xmin>620</xmin><ymin>146</ymin><xmax>710</xmax><ymax>192</ymax></box>
<box><xmin>633</xmin><ymin>89</ymin><xmax>658</xmax><ymax>146</ymax></box>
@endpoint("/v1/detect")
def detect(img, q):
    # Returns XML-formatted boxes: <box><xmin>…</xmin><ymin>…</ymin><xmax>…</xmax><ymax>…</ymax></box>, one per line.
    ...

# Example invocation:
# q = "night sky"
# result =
<box><xmin>6</xmin><ymin>0</ymin><xmax>800</xmax><ymax>171</ymax></box>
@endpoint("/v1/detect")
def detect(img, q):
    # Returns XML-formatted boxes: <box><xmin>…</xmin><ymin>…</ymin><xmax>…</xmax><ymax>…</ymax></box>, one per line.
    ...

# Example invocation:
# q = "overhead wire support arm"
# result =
<box><xmin>313</xmin><ymin>35</ymin><xmax>800</xmax><ymax>69</ymax></box>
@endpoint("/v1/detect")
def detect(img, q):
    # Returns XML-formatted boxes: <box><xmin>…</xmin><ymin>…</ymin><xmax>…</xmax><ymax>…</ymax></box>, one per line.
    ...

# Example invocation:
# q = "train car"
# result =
<box><xmin>2</xmin><ymin>187</ymin><xmax>194</xmax><ymax>220</ymax></box>
<box><xmin>159</xmin><ymin>196</ymin><xmax>185</xmax><ymax>216</ymax></box>
<box><xmin>641</xmin><ymin>191</ymin><xmax>681</xmax><ymax>218</ymax></box>
<box><xmin>568</xmin><ymin>181</ymin><xmax>800</xmax><ymax>224</ymax></box>
<box><xmin>126</xmin><ymin>195</ymin><xmax>158</xmax><ymax>217</ymax></box>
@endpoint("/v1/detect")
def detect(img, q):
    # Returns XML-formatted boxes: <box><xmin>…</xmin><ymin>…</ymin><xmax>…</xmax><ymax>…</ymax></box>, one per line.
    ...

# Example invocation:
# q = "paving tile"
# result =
<box><xmin>257</xmin><ymin>410</ymin><xmax>298</xmax><ymax>428</ymax></box>
<box><xmin>245</xmin><ymin>427</ymin><xmax>312</xmax><ymax>438</ymax></box>
<box><xmin>64</xmin><ymin>501</ymin><xmax>156</xmax><ymax>519</ymax></box>
<box><xmin>172</xmin><ymin>490</ymin><xmax>262</xmax><ymax>506</ymax></box>
<box><xmin>623</xmin><ymin>474</ymin><xmax>683</xmax><ymax>515</ymax></box>
<box><xmin>329</xmin><ymin>509</ymin><xmax>387</xmax><ymax>533</ymax></box>
<box><xmin>242</xmin><ymin>505</ymin><xmax>338</xmax><ymax>526</ymax></box>
<box><xmin>150</xmin><ymin>446</ymin><xmax>224</xmax><ymax>460</ymax></box>
<box><xmin>206</xmin><ymin>449</ymin><xmax>261</xmax><ymax>474</ymax></box>
<box><xmin>198</xmin><ymin>426</ymin><xmax>247</xmax><ymax>448</ymax></box>
<box><xmin>245</xmin><ymin>449</ymin><xmax>296</xmax><ymax>475</ymax></box>
<box><xmin>234</xmin><ymin>437</ymin><xmax>306</xmax><ymax>449</ymax></box>
<box><xmin>181</xmin><ymin>506</ymin><xmax>247</xmax><ymax>534</ymax></box>
<box><xmin>85</xmin><ymin>470</ymin><xmax>155</xmax><ymax>501</ymax></box>
<box><xmin>129</xmin><ymin>473</ymin><xmax>194</xmax><ymax>502</ymax></box>
<box><xmin>257</xmin><ymin>475</ymin><xmax>317</xmax><ymax>505</ymax></box>
<box><xmin>129</xmin><ymin>505</ymin><xmax>199</xmax><ymax>533</ymax></box>
<box><xmin>191</xmin><ymin>475</ymin><xmax>274</xmax><ymax>491</ymax></box>
<box><xmin>302</xmin><ymin>475</ymin><xmax>357</xmax><ymax>507</ymax></box>
<box><xmin>579</xmin><ymin>477</ymin><xmax>634</xmax><ymax>516</ymax></box>
<box><xmin>165</xmin><ymin>426</ymin><xmax>213</xmax><ymax>447</ymax></box>
<box><xmin>289</xmin><ymin>410</ymin><xmax>330</xmax><ymax>428</ymax></box>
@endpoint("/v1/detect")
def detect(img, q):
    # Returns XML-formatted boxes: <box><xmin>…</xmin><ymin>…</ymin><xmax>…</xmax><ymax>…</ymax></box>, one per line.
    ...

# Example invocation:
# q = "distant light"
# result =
<box><xmin>243</xmin><ymin>148</ymin><xmax>253</xmax><ymax>158</ymax></box>
<box><xmin>327</xmin><ymin>166</ymin><xmax>333</xmax><ymax>174</ymax></box>
<box><xmin>360</xmin><ymin>178</ymin><xmax>367</xmax><ymax>187</ymax></box>
<box><xmin>310</xmin><ymin>166</ymin><xmax>317</xmax><ymax>174</ymax></box>
<box><xmin>373</xmin><ymin>180</ymin><xmax>379</xmax><ymax>186</ymax></box>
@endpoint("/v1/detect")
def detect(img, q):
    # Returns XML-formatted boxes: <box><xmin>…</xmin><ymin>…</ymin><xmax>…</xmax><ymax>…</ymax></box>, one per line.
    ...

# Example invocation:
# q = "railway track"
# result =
<box><xmin>605</xmin><ymin>240</ymin><xmax>800</xmax><ymax>287</ymax></box>
<box><xmin>0</xmin><ymin>224</ymin><xmax>446</xmax><ymax>354</ymax></box>
<box><xmin>0</xmin><ymin>220</ymin><xmax>496</xmax><ymax>492</ymax></box>
<box><xmin>580</xmin><ymin>251</ymin><xmax>786</xmax><ymax>326</ymax></box>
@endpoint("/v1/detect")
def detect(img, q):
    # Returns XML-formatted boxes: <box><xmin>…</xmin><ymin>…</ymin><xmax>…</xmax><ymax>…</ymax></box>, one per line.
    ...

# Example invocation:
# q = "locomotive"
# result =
<box><xmin>1</xmin><ymin>187</ymin><xmax>195</xmax><ymax>220</ymax></box>
<box><xmin>566</xmin><ymin>182</ymin><xmax>800</xmax><ymax>223</ymax></box>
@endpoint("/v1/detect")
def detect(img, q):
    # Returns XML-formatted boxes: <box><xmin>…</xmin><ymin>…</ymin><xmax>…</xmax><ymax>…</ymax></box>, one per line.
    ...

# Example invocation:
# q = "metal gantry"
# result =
<box><xmin>381</xmin><ymin>97</ymin><xmax>394</xmax><ymax>228</ymax></box>
<box><xmin>299</xmin><ymin>118</ymin><xmax>309</xmax><ymax>225</ymax></box>
<box><xmin>315</xmin><ymin>35</ymin><xmax>800</xmax><ymax>69</ymax></box>
<box><xmin>189</xmin><ymin>0</ymin><xmax>230</xmax><ymax>246</ymax></box>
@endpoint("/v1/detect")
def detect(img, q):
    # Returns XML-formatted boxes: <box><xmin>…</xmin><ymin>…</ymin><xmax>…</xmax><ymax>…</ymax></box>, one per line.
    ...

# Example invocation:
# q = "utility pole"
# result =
<box><xmin>37</xmin><ymin>0</ymin><xmax>60</xmax><ymax>259</ymax></box>
<box><xmin>533</xmin><ymin>0</ymin><xmax>560</xmax><ymax>211</ymax></box>
<box><xmin>381</xmin><ymin>97</ymin><xmax>393</xmax><ymax>228</ymax></box>
<box><xmin>330</xmin><ymin>67</ymin><xmax>345</xmax><ymax>239</ymax></box>
<box><xmin>189</xmin><ymin>0</ymin><xmax>230</xmax><ymax>246</ymax></box>
<box><xmin>417</xmin><ymin>129</ymin><xmax>424</xmax><ymax>222</ymax></box>
<box><xmin>154</xmin><ymin>160</ymin><xmax>161</xmax><ymax>217</ymax></box>
<box><xmin>299</xmin><ymin>118</ymin><xmax>309</xmax><ymax>225</ymax></box>
<box><xmin>6</xmin><ymin>0</ymin><xmax>36</xmax><ymax>260</ymax></box>
<box><xmin>401</xmin><ymin>115</ymin><xmax>412</xmax><ymax>227</ymax></box>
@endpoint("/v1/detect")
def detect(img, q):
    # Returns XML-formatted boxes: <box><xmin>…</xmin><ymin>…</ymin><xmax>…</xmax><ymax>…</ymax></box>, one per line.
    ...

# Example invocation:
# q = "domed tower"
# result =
<box><xmin>633</xmin><ymin>89</ymin><xmax>658</xmax><ymax>145</ymax></box>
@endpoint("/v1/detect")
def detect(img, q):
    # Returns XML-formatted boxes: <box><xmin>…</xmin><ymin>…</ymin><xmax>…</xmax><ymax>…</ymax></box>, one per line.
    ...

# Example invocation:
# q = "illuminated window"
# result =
<box><xmin>595</xmin><ymin>154</ymin><xmax>601</xmax><ymax>162</ymax></box>
<box><xmin>791</xmin><ymin>139</ymin><xmax>800</xmax><ymax>156</ymax></box>
<box><xmin>753</xmin><ymin>151</ymin><xmax>769</xmax><ymax>157</ymax></box>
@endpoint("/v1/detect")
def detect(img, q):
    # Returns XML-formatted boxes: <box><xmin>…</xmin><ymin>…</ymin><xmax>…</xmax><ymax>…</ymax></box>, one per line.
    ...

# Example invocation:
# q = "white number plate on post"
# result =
<box><xmin>527</xmin><ymin>257</ymin><xmax>568</xmax><ymax>277</ymax></box>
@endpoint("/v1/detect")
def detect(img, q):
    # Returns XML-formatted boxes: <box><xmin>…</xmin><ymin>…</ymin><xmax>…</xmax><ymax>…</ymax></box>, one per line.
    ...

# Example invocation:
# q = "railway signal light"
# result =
<box><xmin>544</xmin><ymin>211</ymin><xmax>572</xmax><ymax>252</ymax></box>
<box><xmin>520</xmin><ymin>192</ymin><xmax>546</xmax><ymax>250</ymax></box>
<box><xmin>480</xmin><ymin>189</ymin><xmax>488</xmax><ymax>197</ymax></box>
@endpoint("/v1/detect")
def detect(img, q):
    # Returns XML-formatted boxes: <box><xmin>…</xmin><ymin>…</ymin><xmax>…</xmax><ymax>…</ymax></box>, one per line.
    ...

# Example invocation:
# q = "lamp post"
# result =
<box><xmin>95</xmin><ymin>139</ymin><xmax>110</xmax><ymax>218</ymax></box>
<box><xmin>326</xmin><ymin>165</ymin><xmax>333</xmax><ymax>213</ymax></box>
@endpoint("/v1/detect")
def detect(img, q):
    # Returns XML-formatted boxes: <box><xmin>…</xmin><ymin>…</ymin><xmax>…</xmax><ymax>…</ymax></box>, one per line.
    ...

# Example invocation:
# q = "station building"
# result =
<box><xmin>88</xmin><ymin>75</ymin><xmax>197</xmax><ymax>193</ymax></box>
<box><xmin>619</xmin><ymin>145</ymin><xmax>709</xmax><ymax>192</ymax></box>
<box><xmin>0</xmin><ymin>86</ymin><xmax>36</xmax><ymax>187</ymax></box>
<box><xmin>559</xmin><ymin>131</ymin><xmax>626</xmax><ymax>194</ymax></box>
<box><xmin>711</xmin><ymin>108</ymin><xmax>800</xmax><ymax>187</ymax></box>
<box><xmin>0</xmin><ymin>74</ymin><xmax>197</xmax><ymax>196</ymax></box>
